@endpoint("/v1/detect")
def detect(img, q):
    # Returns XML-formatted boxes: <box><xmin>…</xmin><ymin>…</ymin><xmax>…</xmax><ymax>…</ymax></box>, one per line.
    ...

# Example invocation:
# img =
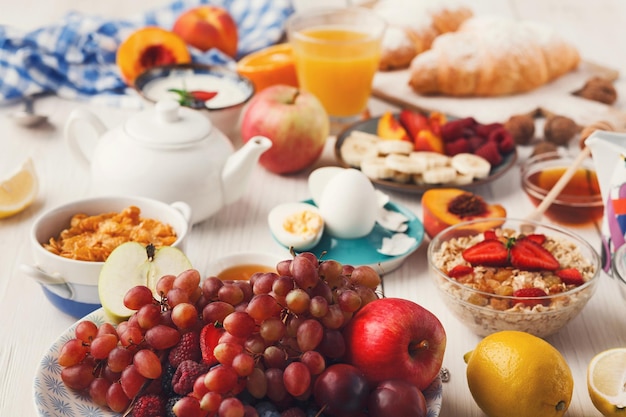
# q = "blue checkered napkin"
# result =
<box><xmin>0</xmin><ymin>0</ymin><xmax>294</xmax><ymax>106</ymax></box>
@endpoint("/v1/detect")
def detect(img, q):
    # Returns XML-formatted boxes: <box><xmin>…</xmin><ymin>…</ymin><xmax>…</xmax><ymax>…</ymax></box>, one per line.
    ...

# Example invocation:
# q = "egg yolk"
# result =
<box><xmin>283</xmin><ymin>210</ymin><xmax>323</xmax><ymax>237</ymax></box>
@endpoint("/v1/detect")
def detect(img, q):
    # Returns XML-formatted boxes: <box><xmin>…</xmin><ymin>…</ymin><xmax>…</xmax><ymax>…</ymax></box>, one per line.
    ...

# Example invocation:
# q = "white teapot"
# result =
<box><xmin>65</xmin><ymin>100</ymin><xmax>272</xmax><ymax>224</ymax></box>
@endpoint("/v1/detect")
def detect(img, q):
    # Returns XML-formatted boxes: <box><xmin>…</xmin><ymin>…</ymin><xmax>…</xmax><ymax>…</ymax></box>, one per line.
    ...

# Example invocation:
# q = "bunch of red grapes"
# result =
<box><xmin>57</xmin><ymin>252</ymin><xmax>423</xmax><ymax>417</ymax></box>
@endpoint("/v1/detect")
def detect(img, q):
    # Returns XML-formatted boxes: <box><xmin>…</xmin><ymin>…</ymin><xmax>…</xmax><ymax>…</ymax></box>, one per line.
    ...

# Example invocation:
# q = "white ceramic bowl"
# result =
<box><xmin>21</xmin><ymin>196</ymin><xmax>191</xmax><ymax>318</ymax></box>
<box><xmin>134</xmin><ymin>63</ymin><xmax>255</xmax><ymax>138</ymax></box>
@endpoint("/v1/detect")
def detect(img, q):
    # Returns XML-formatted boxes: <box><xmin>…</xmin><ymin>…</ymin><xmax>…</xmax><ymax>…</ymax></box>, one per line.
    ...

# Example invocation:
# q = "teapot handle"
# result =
<box><xmin>64</xmin><ymin>108</ymin><xmax>108</xmax><ymax>170</ymax></box>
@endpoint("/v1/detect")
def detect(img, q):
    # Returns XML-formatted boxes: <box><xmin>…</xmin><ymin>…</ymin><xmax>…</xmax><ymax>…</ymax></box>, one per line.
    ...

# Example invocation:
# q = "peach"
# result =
<box><xmin>421</xmin><ymin>188</ymin><xmax>506</xmax><ymax>238</ymax></box>
<box><xmin>116</xmin><ymin>27</ymin><xmax>191</xmax><ymax>85</ymax></box>
<box><xmin>172</xmin><ymin>6</ymin><xmax>238</xmax><ymax>57</ymax></box>
<box><xmin>377</xmin><ymin>111</ymin><xmax>410</xmax><ymax>141</ymax></box>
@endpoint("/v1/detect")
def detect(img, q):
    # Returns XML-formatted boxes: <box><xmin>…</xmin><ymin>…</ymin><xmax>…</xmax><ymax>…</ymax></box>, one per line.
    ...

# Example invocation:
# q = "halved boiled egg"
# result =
<box><xmin>268</xmin><ymin>202</ymin><xmax>325</xmax><ymax>251</ymax></box>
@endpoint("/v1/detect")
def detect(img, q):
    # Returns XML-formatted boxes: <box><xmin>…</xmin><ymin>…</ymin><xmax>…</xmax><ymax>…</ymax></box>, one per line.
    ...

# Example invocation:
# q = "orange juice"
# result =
<box><xmin>291</xmin><ymin>26</ymin><xmax>383</xmax><ymax>118</ymax></box>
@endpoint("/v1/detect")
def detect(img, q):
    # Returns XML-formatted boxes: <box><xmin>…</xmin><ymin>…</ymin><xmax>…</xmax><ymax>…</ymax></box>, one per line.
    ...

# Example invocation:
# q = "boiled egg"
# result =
<box><xmin>315</xmin><ymin>168</ymin><xmax>378</xmax><ymax>239</ymax></box>
<box><xmin>268</xmin><ymin>202</ymin><xmax>325</xmax><ymax>251</ymax></box>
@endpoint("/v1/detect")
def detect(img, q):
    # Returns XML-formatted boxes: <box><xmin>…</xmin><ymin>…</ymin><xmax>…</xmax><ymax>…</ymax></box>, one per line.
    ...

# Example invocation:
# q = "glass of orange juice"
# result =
<box><xmin>286</xmin><ymin>7</ymin><xmax>386</xmax><ymax>127</ymax></box>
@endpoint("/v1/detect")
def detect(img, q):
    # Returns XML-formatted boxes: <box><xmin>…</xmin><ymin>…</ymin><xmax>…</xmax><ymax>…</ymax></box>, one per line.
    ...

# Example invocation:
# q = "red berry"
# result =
<box><xmin>510</xmin><ymin>238</ymin><xmax>560</xmax><ymax>271</ymax></box>
<box><xmin>462</xmin><ymin>240</ymin><xmax>509</xmax><ymax>267</ymax></box>
<box><xmin>447</xmin><ymin>265</ymin><xmax>474</xmax><ymax>279</ymax></box>
<box><xmin>513</xmin><ymin>288</ymin><xmax>550</xmax><ymax>307</ymax></box>
<box><xmin>556</xmin><ymin>268</ymin><xmax>585</xmax><ymax>286</ymax></box>
<box><xmin>168</xmin><ymin>331</ymin><xmax>201</xmax><ymax>368</ymax></box>
<box><xmin>131</xmin><ymin>394</ymin><xmax>166</xmax><ymax>417</ymax></box>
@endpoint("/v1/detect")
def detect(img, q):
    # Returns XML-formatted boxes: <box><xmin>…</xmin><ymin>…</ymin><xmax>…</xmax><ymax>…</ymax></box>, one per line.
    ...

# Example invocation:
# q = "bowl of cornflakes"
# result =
<box><xmin>427</xmin><ymin>218</ymin><xmax>601</xmax><ymax>338</ymax></box>
<box><xmin>21</xmin><ymin>196</ymin><xmax>191</xmax><ymax>317</ymax></box>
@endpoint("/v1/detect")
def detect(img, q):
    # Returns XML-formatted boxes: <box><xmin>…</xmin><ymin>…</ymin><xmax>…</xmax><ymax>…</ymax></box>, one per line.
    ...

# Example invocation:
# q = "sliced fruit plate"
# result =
<box><xmin>33</xmin><ymin>308</ymin><xmax>443</xmax><ymax>417</ymax></box>
<box><xmin>335</xmin><ymin>113</ymin><xmax>518</xmax><ymax>194</ymax></box>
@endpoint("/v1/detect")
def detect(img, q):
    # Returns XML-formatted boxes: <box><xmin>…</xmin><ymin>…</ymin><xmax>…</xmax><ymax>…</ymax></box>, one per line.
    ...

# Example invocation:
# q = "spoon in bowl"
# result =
<box><xmin>9</xmin><ymin>95</ymin><xmax>48</xmax><ymax>127</ymax></box>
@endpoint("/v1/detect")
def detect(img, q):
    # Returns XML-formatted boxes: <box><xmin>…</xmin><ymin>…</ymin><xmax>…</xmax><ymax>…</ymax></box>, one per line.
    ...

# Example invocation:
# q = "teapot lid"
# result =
<box><xmin>125</xmin><ymin>100</ymin><xmax>212</xmax><ymax>147</ymax></box>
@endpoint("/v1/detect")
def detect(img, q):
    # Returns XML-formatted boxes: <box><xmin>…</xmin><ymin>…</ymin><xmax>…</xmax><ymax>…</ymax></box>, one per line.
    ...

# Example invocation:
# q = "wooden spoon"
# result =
<box><xmin>521</xmin><ymin>146</ymin><xmax>591</xmax><ymax>232</ymax></box>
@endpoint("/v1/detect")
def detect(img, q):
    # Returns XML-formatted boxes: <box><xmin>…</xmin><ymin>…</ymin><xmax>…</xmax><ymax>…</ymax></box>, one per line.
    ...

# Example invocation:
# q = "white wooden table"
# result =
<box><xmin>1</xmin><ymin>1</ymin><xmax>626</xmax><ymax>416</ymax></box>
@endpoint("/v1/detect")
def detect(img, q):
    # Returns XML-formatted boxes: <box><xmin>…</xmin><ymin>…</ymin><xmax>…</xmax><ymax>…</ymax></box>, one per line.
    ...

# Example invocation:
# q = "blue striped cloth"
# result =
<box><xmin>0</xmin><ymin>0</ymin><xmax>294</xmax><ymax>107</ymax></box>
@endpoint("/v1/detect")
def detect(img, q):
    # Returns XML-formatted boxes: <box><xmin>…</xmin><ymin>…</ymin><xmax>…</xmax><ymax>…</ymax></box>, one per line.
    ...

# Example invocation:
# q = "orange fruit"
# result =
<box><xmin>236</xmin><ymin>43</ymin><xmax>298</xmax><ymax>92</ymax></box>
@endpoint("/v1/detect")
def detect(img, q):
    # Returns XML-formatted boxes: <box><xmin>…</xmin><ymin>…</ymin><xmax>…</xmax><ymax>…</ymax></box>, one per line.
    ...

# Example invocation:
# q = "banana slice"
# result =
<box><xmin>377</xmin><ymin>139</ymin><xmax>414</xmax><ymax>155</ymax></box>
<box><xmin>390</xmin><ymin>170</ymin><xmax>412</xmax><ymax>183</ymax></box>
<box><xmin>361</xmin><ymin>156</ymin><xmax>394</xmax><ymax>180</ymax></box>
<box><xmin>409</xmin><ymin>151</ymin><xmax>451</xmax><ymax>172</ymax></box>
<box><xmin>450</xmin><ymin>153</ymin><xmax>492</xmax><ymax>179</ymax></box>
<box><xmin>340</xmin><ymin>134</ymin><xmax>380</xmax><ymax>168</ymax></box>
<box><xmin>448</xmin><ymin>172</ymin><xmax>475</xmax><ymax>185</ymax></box>
<box><xmin>385</xmin><ymin>154</ymin><xmax>423</xmax><ymax>174</ymax></box>
<box><xmin>422</xmin><ymin>166</ymin><xmax>458</xmax><ymax>184</ymax></box>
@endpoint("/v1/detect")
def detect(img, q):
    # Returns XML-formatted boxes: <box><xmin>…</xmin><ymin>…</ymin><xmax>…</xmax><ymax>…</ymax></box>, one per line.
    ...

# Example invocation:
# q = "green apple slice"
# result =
<box><xmin>98</xmin><ymin>242</ymin><xmax>193</xmax><ymax>322</ymax></box>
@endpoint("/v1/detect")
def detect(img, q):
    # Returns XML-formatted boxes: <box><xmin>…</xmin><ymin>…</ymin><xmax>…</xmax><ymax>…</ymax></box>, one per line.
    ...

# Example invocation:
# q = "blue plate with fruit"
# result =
<box><xmin>33</xmin><ymin>308</ymin><xmax>443</xmax><ymax>416</ymax></box>
<box><xmin>335</xmin><ymin>112</ymin><xmax>517</xmax><ymax>194</ymax></box>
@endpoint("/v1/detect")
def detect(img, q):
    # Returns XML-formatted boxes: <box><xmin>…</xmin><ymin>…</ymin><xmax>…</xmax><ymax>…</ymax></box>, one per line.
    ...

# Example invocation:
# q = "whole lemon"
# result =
<box><xmin>464</xmin><ymin>330</ymin><xmax>573</xmax><ymax>417</ymax></box>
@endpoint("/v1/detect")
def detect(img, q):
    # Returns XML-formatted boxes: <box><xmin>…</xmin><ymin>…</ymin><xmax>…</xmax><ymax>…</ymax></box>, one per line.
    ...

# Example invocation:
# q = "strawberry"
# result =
<box><xmin>448</xmin><ymin>265</ymin><xmax>474</xmax><ymax>278</ymax></box>
<box><xmin>462</xmin><ymin>240</ymin><xmax>509</xmax><ymax>266</ymax></box>
<box><xmin>131</xmin><ymin>394</ymin><xmax>166</xmax><ymax>417</ymax></box>
<box><xmin>513</xmin><ymin>288</ymin><xmax>550</xmax><ymax>307</ymax></box>
<box><xmin>556</xmin><ymin>268</ymin><xmax>585</xmax><ymax>286</ymax></box>
<box><xmin>399</xmin><ymin>109</ymin><xmax>431</xmax><ymax>139</ymax></box>
<box><xmin>510</xmin><ymin>238</ymin><xmax>560</xmax><ymax>271</ymax></box>
<box><xmin>523</xmin><ymin>233</ymin><xmax>547</xmax><ymax>245</ymax></box>
<box><xmin>200</xmin><ymin>323</ymin><xmax>224</xmax><ymax>366</ymax></box>
<box><xmin>483</xmin><ymin>230</ymin><xmax>499</xmax><ymax>241</ymax></box>
<box><xmin>168</xmin><ymin>88</ymin><xmax>218</xmax><ymax>108</ymax></box>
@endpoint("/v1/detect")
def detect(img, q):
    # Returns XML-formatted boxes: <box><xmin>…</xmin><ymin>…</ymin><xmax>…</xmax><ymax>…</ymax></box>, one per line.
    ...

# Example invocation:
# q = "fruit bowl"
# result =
<box><xmin>21</xmin><ymin>196</ymin><xmax>191</xmax><ymax>318</ymax></box>
<box><xmin>520</xmin><ymin>151</ymin><xmax>603</xmax><ymax>226</ymax></box>
<box><xmin>428</xmin><ymin>218</ymin><xmax>601</xmax><ymax>338</ymax></box>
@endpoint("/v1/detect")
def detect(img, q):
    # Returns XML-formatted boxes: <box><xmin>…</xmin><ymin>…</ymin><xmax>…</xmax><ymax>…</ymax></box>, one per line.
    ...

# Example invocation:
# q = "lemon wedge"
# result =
<box><xmin>588</xmin><ymin>347</ymin><xmax>626</xmax><ymax>416</ymax></box>
<box><xmin>0</xmin><ymin>158</ymin><xmax>38</xmax><ymax>218</ymax></box>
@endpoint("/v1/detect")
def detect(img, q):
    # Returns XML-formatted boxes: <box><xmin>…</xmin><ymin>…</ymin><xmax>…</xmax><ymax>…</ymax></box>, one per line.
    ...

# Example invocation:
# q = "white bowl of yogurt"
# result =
<box><xmin>135</xmin><ymin>63</ymin><xmax>255</xmax><ymax>138</ymax></box>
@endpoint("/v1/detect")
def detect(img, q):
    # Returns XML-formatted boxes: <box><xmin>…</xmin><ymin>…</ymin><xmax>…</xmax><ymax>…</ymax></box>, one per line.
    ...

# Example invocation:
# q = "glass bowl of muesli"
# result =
<box><xmin>428</xmin><ymin>218</ymin><xmax>601</xmax><ymax>338</ymax></box>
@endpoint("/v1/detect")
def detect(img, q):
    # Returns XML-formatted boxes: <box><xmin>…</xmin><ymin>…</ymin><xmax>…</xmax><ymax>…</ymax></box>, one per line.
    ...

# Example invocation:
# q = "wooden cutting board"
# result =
<box><xmin>372</xmin><ymin>61</ymin><xmax>626</xmax><ymax>129</ymax></box>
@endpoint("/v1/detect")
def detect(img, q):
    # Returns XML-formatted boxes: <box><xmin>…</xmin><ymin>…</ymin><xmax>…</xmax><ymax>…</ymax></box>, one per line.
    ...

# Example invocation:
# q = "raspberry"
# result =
<box><xmin>168</xmin><ymin>330</ymin><xmax>201</xmax><ymax>368</ymax></box>
<box><xmin>474</xmin><ymin>141</ymin><xmax>503</xmax><ymax>166</ymax></box>
<box><xmin>131</xmin><ymin>394</ymin><xmax>166</xmax><ymax>417</ymax></box>
<box><xmin>488</xmin><ymin>126</ymin><xmax>516</xmax><ymax>153</ymax></box>
<box><xmin>444</xmin><ymin>138</ymin><xmax>471</xmax><ymax>156</ymax></box>
<box><xmin>474</xmin><ymin>122</ymin><xmax>503</xmax><ymax>139</ymax></box>
<box><xmin>467</xmin><ymin>135</ymin><xmax>486</xmax><ymax>152</ymax></box>
<box><xmin>172</xmin><ymin>360</ymin><xmax>210</xmax><ymax>395</ymax></box>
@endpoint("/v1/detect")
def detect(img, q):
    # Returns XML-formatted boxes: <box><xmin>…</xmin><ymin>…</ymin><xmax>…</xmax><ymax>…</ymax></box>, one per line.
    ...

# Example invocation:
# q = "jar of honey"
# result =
<box><xmin>520</xmin><ymin>151</ymin><xmax>603</xmax><ymax>225</ymax></box>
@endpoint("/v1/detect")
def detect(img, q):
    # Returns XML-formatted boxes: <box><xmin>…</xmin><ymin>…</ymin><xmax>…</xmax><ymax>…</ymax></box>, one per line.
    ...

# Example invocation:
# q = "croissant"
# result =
<box><xmin>373</xmin><ymin>0</ymin><xmax>473</xmax><ymax>71</ymax></box>
<box><xmin>408</xmin><ymin>16</ymin><xmax>581</xmax><ymax>96</ymax></box>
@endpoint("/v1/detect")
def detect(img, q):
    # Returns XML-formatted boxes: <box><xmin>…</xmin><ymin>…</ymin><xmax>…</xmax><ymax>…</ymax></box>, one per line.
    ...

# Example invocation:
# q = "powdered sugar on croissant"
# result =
<box><xmin>373</xmin><ymin>0</ymin><xmax>473</xmax><ymax>71</ymax></box>
<box><xmin>408</xmin><ymin>16</ymin><xmax>581</xmax><ymax>96</ymax></box>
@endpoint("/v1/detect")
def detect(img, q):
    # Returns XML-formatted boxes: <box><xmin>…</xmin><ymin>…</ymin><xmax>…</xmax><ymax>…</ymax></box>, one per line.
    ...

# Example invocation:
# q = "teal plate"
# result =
<box><xmin>273</xmin><ymin>200</ymin><xmax>424</xmax><ymax>275</ymax></box>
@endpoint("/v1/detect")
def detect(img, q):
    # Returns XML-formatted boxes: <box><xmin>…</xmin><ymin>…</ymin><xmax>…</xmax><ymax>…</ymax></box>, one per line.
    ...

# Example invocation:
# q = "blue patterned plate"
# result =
<box><xmin>34</xmin><ymin>308</ymin><xmax>443</xmax><ymax>416</ymax></box>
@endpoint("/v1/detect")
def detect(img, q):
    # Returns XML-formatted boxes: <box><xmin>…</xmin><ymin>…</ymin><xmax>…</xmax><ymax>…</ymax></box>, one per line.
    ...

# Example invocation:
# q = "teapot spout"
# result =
<box><xmin>222</xmin><ymin>136</ymin><xmax>272</xmax><ymax>205</ymax></box>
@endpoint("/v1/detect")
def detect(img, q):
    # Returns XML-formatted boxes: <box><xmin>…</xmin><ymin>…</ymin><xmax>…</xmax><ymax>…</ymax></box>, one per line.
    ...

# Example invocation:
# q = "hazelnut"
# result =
<box><xmin>575</xmin><ymin>77</ymin><xmax>618</xmax><ymax>105</ymax></box>
<box><xmin>579</xmin><ymin>120</ymin><xmax>615</xmax><ymax>149</ymax></box>
<box><xmin>544</xmin><ymin>115</ymin><xmax>579</xmax><ymax>146</ymax></box>
<box><xmin>504</xmin><ymin>114</ymin><xmax>535</xmax><ymax>145</ymax></box>
<box><xmin>531</xmin><ymin>141</ymin><xmax>558</xmax><ymax>157</ymax></box>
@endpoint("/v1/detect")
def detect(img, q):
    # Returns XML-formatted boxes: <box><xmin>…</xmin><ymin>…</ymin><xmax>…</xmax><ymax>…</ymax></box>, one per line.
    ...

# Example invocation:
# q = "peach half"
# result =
<box><xmin>422</xmin><ymin>188</ymin><xmax>507</xmax><ymax>238</ymax></box>
<box><xmin>172</xmin><ymin>6</ymin><xmax>238</xmax><ymax>58</ymax></box>
<box><xmin>116</xmin><ymin>27</ymin><xmax>191</xmax><ymax>85</ymax></box>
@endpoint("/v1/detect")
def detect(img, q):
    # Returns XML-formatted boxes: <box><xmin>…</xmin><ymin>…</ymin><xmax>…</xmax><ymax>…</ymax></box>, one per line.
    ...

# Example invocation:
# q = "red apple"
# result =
<box><xmin>240</xmin><ymin>84</ymin><xmax>330</xmax><ymax>175</ymax></box>
<box><xmin>172</xmin><ymin>6</ymin><xmax>238</xmax><ymax>57</ymax></box>
<box><xmin>368</xmin><ymin>379</ymin><xmax>428</xmax><ymax>417</ymax></box>
<box><xmin>342</xmin><ymin>298</ymin><xmax>446</xmax><ymax>391</ymax></box>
